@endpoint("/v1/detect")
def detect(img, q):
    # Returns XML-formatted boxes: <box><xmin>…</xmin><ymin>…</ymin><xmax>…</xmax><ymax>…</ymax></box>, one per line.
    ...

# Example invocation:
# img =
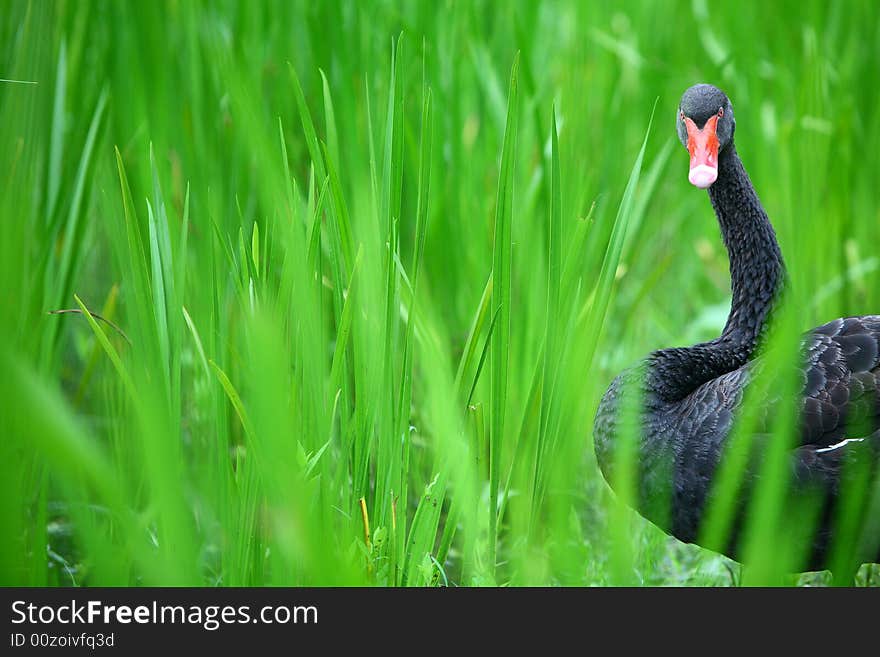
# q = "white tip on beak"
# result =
<box><xmin>688</xmin><ymin>164</ymin><xmax>718</xmax><ymax>189</ymax></box>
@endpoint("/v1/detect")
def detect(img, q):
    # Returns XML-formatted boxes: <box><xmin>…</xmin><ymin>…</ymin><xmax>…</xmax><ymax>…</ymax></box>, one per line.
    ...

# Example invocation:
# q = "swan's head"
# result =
<box><xmin>676</xmin><ymin>84</ymin><xmax>735</xmax><ymax>189</ymax></box>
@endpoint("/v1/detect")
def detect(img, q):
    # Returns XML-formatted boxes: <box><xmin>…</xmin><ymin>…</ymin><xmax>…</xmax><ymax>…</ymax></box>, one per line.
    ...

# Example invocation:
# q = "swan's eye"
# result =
<box><xmin>679</xmin><ymin>110</ymin><xmax>685</xmax><ymax>121</ymax></box>
<box><xmin>717</xmin><ymin>107</ymin><xmax>724</xmax><ymax>118</ymax></box>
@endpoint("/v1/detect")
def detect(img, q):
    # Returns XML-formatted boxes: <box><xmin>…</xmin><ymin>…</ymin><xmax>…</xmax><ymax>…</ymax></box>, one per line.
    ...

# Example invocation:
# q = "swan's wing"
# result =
<box><xmin>797</xmin><ymin>316</ymin><xmax>880</xmax><ymax>448</ymax></box>
<box><xmin>704</xmin><ymin>316</ymin><xmax>880</xmax><ymax>448</ymax></box>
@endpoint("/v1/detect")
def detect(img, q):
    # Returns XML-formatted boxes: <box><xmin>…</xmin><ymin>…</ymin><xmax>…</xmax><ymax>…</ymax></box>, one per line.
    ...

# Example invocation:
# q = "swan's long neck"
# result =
<box><xmin>647</xmin><ymin>143</ymin><xmax>786</xmax><ymax>401</ymax></box>
<box><xmin>710</xmin><ymin>144</ymin><xmax>786</xmax><ymax>346</ymax></box>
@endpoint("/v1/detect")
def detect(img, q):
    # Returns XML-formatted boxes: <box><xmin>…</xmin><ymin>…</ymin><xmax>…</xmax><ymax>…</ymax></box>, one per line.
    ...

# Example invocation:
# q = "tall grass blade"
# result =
<box><xmin>488</xmin><ymin>53</ymin><xmax>520</xmax><ymax>578</ymax></box>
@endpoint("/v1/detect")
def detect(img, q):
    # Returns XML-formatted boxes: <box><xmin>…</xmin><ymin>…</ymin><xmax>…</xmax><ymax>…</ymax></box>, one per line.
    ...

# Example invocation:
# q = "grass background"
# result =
<box><xmin>2</xmin><ymin>0</ymin><xmax>879</xmax><ymax>586</ymax></box>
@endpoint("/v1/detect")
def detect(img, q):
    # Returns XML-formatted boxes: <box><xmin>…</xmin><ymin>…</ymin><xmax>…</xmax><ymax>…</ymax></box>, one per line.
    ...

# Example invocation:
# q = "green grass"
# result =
<box><xmin>2</xmin><ymin>0</ymin><xmax>880</xmax><ymax>587</ymax></box>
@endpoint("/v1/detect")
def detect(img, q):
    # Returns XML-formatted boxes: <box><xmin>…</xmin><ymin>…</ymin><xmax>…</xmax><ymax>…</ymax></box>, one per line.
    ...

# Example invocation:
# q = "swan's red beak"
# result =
<box><xmin>685</xmin><ymin>114</ymin><xmax>719</xmax><ymax>189</ymax></box>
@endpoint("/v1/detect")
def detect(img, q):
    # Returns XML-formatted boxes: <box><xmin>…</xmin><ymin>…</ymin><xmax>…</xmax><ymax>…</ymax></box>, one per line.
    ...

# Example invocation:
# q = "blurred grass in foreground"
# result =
<box><xmin>1</xmin><ymin>0</ymin><xmax>879</xmax><ymax>586</ymax></box>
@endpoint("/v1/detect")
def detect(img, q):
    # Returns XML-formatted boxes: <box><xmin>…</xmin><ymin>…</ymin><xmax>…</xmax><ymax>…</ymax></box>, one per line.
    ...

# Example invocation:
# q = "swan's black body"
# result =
<box><xmin>593</xmin><ymin>85</ymin><xmax>880</xmax><ymax>574</ymax></box>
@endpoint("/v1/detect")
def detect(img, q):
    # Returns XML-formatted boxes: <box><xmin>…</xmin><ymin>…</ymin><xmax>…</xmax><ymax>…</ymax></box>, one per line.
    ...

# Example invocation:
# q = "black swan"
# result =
<box><xmin>593</xmin><ymin>83</ymin><xmax>880</xmax><ymax>581</ymax></box>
